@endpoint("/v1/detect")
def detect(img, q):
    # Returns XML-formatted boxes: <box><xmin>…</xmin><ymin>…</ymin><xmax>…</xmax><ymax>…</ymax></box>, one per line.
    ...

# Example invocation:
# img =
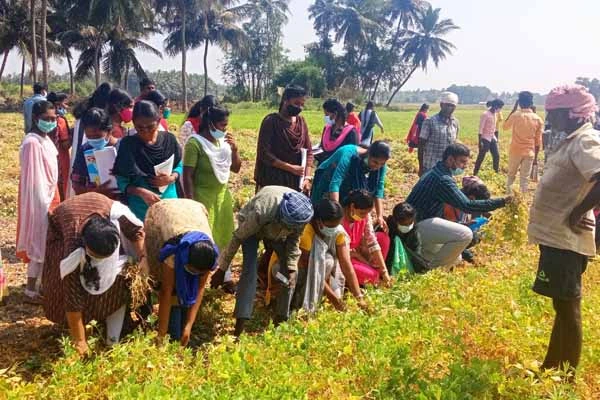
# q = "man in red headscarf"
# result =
<box><xmin>528</xmin><ymin>84</ymin><xmax>599</xmax><ymax>378</ymax></box>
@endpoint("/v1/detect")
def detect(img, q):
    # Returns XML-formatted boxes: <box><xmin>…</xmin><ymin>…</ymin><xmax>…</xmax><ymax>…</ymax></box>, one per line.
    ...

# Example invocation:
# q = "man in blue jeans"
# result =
<box><xmin>211</xmin><ymin>186</ymin><xmax>313</xmax><ymax>336</ymax></box>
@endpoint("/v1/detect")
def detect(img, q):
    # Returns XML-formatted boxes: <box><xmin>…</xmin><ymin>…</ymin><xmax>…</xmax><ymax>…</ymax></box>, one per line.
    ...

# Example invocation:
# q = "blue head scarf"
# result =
<box><xmin>279</xmin><ymin>192</ymin><xmax>314</xmax><ymax>227</ymax></box>
<box><xmin>158</xmin><ymin>231</ymin><xmax>219</xmax><ymax>307</ymax></box>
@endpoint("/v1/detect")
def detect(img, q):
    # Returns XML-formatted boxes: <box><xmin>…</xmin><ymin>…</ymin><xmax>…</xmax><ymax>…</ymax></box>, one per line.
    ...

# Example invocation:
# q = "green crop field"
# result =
<box><xmin>2</xmin><ymin>106</ymin><xmax>599</xmax><ymax>400</ymax></box>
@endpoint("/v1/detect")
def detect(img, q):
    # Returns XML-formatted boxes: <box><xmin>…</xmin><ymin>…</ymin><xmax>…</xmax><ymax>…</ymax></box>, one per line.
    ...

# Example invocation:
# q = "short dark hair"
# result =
<box><xmin>188</xmin><ymin>95</ymin><xmax>218</xmax><ymax>118</ymax></box>
<box><xmin>188</xmin><ymin>241</ymin><xmax>217</xmax><ymax>273</ymax></box>
<box><xmin>145</xmin><ymin>90</ymin><xmax>167</xmax><ymax>108</ymax></box>
<box><xmin>518</xmin><ymin>91</ymin><xmax>534</xmax><ymax>108</ymax></box>
<box><xmin>82</xmin><ymin>107</ymin><xmax>113</xmax><ymax>132</ymax></box>
<box><xmin>46</xmin><ymin>92</ymin><xmax>68</xmax><ymax>104</ymax></box>
<box><xmin>33</xmin><ymin>82</ymin><xmax>47</xmax><ymax>94</ymax></box>
<box><xmin>139</xmin><ymin>77</ymin><xmax>155</xmax><ymax>90</ymax></box>
<box><xmin>368</xmin><ymin>140</ymin><xmax>391</xmax><ymax>160</ymax></box>
<box><xmin>323</xmin><ymin>98</ymin><xmax>347</xmax><ymax>122</ymax></box>
<box><xmin>346</xmin><ymin>102</ymin><xmax>355</xmax><ymax>113</ymax></box>
<box><xmin>199</xmin><ymin>105</ymin><xmax>230</xmax><ymax>131</ymax></box>
<box><xmin>81</xmin><ymin>215</ymin><xmax>120</xmax><ymax>257</ymax></box>
<box><xmin>366</xmin><ymin>101</ymin><xmax>374</xmax><ymax>109</ymax></box>
<box><xmin>343</xmin><ymin>189</ymin><xmax>374</xmax><ymax>210</ymax></box>
<box><xmin>392</xmin><ymin>202</ymin><xmax>416</xmax><ymax>222</ymax></box>
<box><xmin>314</xmin><ymin>199</ymin><xmax>343</xmax><ymax>222</ymax></box>
<box><xmin>442</xmin><ymin>143</ymin><xmax>470</xmax><ymax>161</ymax></box>
<box><xmin>419</xmin><ymin>103</ymin><xmax>429</xmax><ymax>112</ymax></box>
<box><xmin>133</xmin><ymin>100</ymin><xmax>160</xmax><ymax>120</ymax></box>
<box><xmin>490</xmin><ymin>99</ymin><xmax>504</xmax><ymax>110</ymax></box>
<box><xmin>32</xmin><ymin>100</ymin><xmax>54</xmax><ymax>117</ymax></box>
<box><xmin>463</xmin><ymin>183</ymin><xmax>490</xmax><ymax>200</ymax></box>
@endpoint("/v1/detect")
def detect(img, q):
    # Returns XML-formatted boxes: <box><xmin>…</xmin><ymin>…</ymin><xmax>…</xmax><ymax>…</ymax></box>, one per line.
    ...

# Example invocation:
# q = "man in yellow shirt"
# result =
<box><xmin>503</xmin><ymin>91</ymin><xmax>544</xmax><ymax>194</ymax></box>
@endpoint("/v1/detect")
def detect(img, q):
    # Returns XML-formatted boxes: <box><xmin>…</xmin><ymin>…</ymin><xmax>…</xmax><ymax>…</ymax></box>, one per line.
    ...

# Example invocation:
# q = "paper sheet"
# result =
<box><xmin>299</xmin><ymin>148</ymin><xmax>308</xmax><ymax>190</ymax></box>
<box><xmin>154</xmin><ymin>154</ymin><xmax>175</xmax><ymax>193</ymax></box>
<box><xmin>94</xmin><ymin>147</ymin><xmax>118</xmax><ymax>189</ymax></box>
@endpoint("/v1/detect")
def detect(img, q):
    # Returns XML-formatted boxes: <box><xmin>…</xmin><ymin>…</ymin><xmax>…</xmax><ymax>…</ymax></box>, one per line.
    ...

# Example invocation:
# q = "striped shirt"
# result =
<box><xmin>406</xmin><ymin>161</ymin><xmax>506</xmax><ymax>222</ymax></box>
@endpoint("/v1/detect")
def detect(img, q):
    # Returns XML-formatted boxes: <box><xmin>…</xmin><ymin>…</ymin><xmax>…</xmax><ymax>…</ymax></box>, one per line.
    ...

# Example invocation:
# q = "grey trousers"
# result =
<box><xmin>417</xmin><ymin>218</ymin><xmax>473</xmax><ymax>268</ymax></box>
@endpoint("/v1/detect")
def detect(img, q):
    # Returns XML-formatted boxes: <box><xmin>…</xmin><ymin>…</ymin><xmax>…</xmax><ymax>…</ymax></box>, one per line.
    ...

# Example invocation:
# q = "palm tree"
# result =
<box><xmin>158</xmin><ymin>0</ymin><xmax>196</xmax><ymax>109</ymax></box>
<box><xmin>69</xmin><ymin>0</ymin><xmax>156</xmax><ymax>86</ymax></box>
<box><xmin>0</xmin><ymin>0</ymin><xmax>29</xmax><ymax>81</ymax></box>
<box><xmin>386</xmin><ymin>6</ymin><xmax>458</xmax><ymax>106</ymax></box>
<box><xmin>40</xmin><ymin>0</ymin><xmax>48</xmax><ymax>84</ymax></box>
<box><xmin>371</xmin><ymin>0</ymin><xmax>427</xmax><ymax>98</ymax></box>
<box><xmin>166</xmin><ymin>0</ymin><xmax>245</xmax><ymax>97</ymax></box>
<box><xmin>309</xmin><ymin>0</ymin><xmax>380</xmax><ymax>89</ymax></box>
<box><xmin>103</xmin><ymin>32</ymin><xmax>162</xmax><ymax>89</ymax></box>
<box><xmin>29</xmin><ymin>0</ymin><xmax>37</xmax><ymax>82</ymax></box>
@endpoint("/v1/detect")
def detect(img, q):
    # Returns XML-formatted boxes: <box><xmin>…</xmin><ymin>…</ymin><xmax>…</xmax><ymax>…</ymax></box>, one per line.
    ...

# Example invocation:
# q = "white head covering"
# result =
<box><xmin>440</xmin><ymin>91</ymin><xmax>459</xmax><ymax>105</ymax></box>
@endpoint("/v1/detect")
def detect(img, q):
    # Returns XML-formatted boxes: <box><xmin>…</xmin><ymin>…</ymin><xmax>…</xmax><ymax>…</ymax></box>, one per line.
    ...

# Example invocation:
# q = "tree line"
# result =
<box><xmin>0</xmin><ymin>0</ymin><xmax>459</xmax><ymax>106</ymax></box>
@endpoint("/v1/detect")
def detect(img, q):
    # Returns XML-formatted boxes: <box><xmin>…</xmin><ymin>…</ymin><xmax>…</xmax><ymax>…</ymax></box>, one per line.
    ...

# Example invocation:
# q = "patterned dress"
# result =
<box><xmin>42</xmin><ymin>193</ymin><xmax>144</xmax><ymax>324</ymax></box>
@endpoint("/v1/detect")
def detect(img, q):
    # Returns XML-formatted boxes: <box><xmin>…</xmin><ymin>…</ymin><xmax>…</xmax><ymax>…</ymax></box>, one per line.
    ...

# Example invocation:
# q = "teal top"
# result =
<box><xmin>117</xmin><ymin>161</ymin><xmax>183</xmax><ymax>220</ymax></box>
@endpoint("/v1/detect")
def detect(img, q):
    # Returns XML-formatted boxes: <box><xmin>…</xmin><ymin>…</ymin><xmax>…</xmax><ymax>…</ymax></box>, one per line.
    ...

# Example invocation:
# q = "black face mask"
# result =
<box><xmin>286</xmin><ymin>104</ymin><xmax>303</xmax><ymax>116</ymax></box>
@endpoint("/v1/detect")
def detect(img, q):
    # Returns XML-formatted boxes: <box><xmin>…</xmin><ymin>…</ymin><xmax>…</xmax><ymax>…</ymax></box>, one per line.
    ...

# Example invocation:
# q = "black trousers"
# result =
<box><xmin>473</xmin><ymin>138</ymin><xmax>500</xmax><ymax>175</ymax></box>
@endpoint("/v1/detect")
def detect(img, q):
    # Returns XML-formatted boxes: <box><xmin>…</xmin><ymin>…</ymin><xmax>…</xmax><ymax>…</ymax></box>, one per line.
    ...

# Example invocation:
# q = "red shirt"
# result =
<box><xmin>347</xmin><ymin>112</ymin><xmax>361</xmax><ymax>133</ymax></box>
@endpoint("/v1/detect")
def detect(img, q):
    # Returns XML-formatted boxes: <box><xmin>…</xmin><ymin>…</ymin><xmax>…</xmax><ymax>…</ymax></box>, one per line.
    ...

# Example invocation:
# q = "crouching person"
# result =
<box><xmin>211</xmin><ymin>186</ymin><xmax>313</xmax><ymax>336</ymax></box>
<box><xmin>145</xmin><ymin>199</ymin><xmax>219</xmax><ymax>346</ymax></box>
<box><xmin>42</xmin><ymin>193</ymin><xmax>146</xmax><ymax>356</ymax></box>
<box><xmin>268</xmin><ymin>199</ymin><xmax>366</xmax><ymax>314</ymax></box>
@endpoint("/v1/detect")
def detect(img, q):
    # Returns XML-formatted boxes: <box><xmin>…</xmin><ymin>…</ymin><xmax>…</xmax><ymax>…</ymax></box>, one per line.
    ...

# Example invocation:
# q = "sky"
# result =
<box><xmin>4</xmin><ymin>0</ymin><xmax>600</xmax><ymax>94</ymax></box>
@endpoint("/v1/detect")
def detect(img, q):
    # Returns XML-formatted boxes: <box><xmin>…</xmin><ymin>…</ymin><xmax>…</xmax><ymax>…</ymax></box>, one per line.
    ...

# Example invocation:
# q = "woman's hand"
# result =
<box><xmin>302</xmin><ymin>178</ymin><xmax>312</xmax><ymax>194</ymax></box>
<box><xmin>149</xmin><ymin>172</ymin><xmax>176</xmax><ymax>188</ymax></box>
<box><xmin>180</xmin><ymin>325</ymin><xmax>192</xmax><ymax>347</ymax></box>
<box><xmin>74</xmin><ymin>340</ymin><xmax>89</xmax><ymax>357</ymax></box>
<box><xmin>376</xmin><ymin>216</ymin><xmax>389</xmax><ymax>233</ymax></box>
<box><xmin>287</xmin><ymin>164</ymin><xmax>305</xmax><ymax>177</ymax></box>
<box><xmin>225</xmin><ymin>133</ymin><xmax>237</xmax><ymax>152</ymax></box>
<box><xmin>97</xmin><ymin>181</ymin><xmax>121</xmax><ymax>198</ymax></box>
<box><xmin>380</xmin><ymin>271</ymin><xmax>392</xmax><ymax>288</ymax></box>
<box><xmin>138</xmin><ymin>188</ymin><xmax>162</xmax><ymax>206</ymax></box>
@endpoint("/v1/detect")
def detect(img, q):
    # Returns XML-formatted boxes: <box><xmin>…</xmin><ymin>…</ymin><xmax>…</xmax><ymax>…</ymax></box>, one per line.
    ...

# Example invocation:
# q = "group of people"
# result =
<box><xmin>15</xmin><ymin>79</ymin><xmax>600</xmax><ymax>377</ymax></box>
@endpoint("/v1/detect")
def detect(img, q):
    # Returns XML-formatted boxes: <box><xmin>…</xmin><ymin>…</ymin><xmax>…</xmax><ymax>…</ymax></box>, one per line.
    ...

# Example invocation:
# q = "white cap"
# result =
<box><xmin>440</xmin><ymin>91</ymin><xmax>459</xmax><ymax>105</ymax></box>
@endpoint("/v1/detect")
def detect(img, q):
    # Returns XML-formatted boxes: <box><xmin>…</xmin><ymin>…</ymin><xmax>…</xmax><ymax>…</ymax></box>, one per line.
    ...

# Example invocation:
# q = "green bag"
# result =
<box><xmin>391</xmin><ymin>236</ymin><xmax>414</xmax><ymax>276</ymax></box>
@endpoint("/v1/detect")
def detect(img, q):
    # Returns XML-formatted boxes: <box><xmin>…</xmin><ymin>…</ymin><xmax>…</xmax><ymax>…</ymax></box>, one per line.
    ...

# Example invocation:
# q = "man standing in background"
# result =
<box><xmin>418</xmin><ymin>91</ymin><xmax>460</xmax><ymax>176</ymax></box>
<box><xmin>23</xmin><ymin>82</ymin><xmax>47</xmax><ymax>134</ymax></box>
<box><xmin>503</xmin><ymin>91</ymin><xmax>543</xmax><ymax>193</ymax></box>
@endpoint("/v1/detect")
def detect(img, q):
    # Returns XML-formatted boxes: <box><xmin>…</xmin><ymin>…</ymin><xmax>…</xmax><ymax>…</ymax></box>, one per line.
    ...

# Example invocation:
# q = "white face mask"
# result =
<box><xmin>324</xmin><ymin>115</ymin><xmax>334</xmax><ymax>126</ymax></box>
<box><xmin>398</xmin><ymin>223</ymin><xmax>414</xmax><ymax>234</ymax></box>
<box><xmin>320</xmin><ymin>225</ymin><xmax>339</xmax><ymax>237</ymax></box>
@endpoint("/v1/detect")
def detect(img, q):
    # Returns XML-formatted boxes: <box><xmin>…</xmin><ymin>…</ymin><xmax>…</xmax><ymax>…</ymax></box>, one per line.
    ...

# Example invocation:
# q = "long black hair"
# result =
<box><xmin>81</xmin><ymin>107</ymin><xmax>113</xmax><ymax>131</ymax></box>
<box><xmin>323</xmin><ymin>98</ymin><xmax>348</xmax><ymax>123</ymax></box>
<box><xmin>73</xmin><ymin>82</ymin><xmax>112</xmax><ymax>119</ymax></box>
<box><xmin>188</xmin><ymin>95</ymin><xmax>218</xmax><ymax>118</ymax></box>
<box><xmin>314</xmin><ymin>199</ymin><xmax>343</xmax><ymax>222</ymax></box>
<box><xmin>342</xmin><ymin>189</ymin><xmax>374</xmax><ymax>210</ymax></box>
<box><xmin>80</xmin><ymin>215</ymin><xmax>120</xmax><ymax>291</ymax></box>
<box><xmin>108</xmin><ymin>89</ymin><xmax>133</xmax><ymax>115</ymax></box>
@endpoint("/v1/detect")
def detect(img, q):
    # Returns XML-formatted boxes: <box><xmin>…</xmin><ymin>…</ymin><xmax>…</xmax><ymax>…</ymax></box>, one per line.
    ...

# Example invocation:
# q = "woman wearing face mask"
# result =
<box><xmin>386</xmin><ymin>202</ymin><xmax>430</xmax><ymax>274</ymax></box>
<box><xmin>255</xmin><ymin>85</ymin><xmax>313</xmax><ymax>193</ymax></box>
<box><xmin>46</xmin><ymin>92</ymin><xmax>71</xmax><ymax>201</ymax></box>
<box><xmin>113</xmin><ymin>101</ymin><xmax>183</xmax><ymax>220</ymax></box>
<box><xmin>317</xmin><ymin>98</ymin><xmax>359</xmax><ymax>162</ymax></box>
<box><xmin>107</xmin><ymin>88</ymin><xmax>134</xmax><ymax>139</ymax></box>
<box><xmin>71</xmin><ymin>108</ymin><xmax>121</xmax><ymax>199</ymax></box>
<box><xmin>311</xmin><ymin>141</ymin><xmax>391</xmax><ymax>232</ymax></box>
<box><xmin>182</xmin><ymin>105</ymin><xmax>241</xmax><ymax>291</ymax></box>
<box><xmin>341</xmin><ymin>190</ymin><xmax>391</xmax><ymax>286</ymax></box>
<box><xmin>16</xmin><ymin>100</ymin><xmax>61</xmax><ymax>303</ymax></box>
<box><xmin>267</xmin><ymin>198</ymin><xmax>365</xmax><ymax>314</ymax></box>
<box><xmin>179</xmin><ymin>95</ymin><xmax>218</xmax><ymax>146</ymax></box>
<box><xmin>144</xmin><ymin>90</ymin><xmax>170</xmax><ymax>132</ymax></box>
<box><xmin>41</xmin><ymin>192</ymin><xmax>146</xmax><ymax>356</ymax></box>
<box><xmin>144</xmin><ymin>199</ymin><xmax>219</xmax><ymax>346</ymax></box>
<box><xmin>68</xmin><ymin>83</ymin><xmax>113</xmax><ymax>199</ymax></box>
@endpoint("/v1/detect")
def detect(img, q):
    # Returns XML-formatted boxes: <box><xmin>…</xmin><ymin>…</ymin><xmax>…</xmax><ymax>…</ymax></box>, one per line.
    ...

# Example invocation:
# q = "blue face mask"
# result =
<box><xmin>163</xmin><ymin>108</ymin><xmax>171</xmax><ymax>119</ymax></box>
<box><xmin>209</xmin><ymin>123</ymin><xmax>226</xmax><ymax>140</ymax></box>
<box><xmin>87</xmin><ymin>137</ymin><xmax>108</xmax><ymax>150</ymax></box>
<box><xmin>452</xmin><ymin>168</ymin><xmax>464</xmax><ymax>176</ymax></box>
<box><xmin>324</xmin><ymin>115</ymin><xmax>334</xmax><ymax>126</ymax></box>
<box><xmin>37</xmin><ymin>119</ymin><xmax>57</xmax><ymax>134</ymax></box>
<box><xmin>57</xmin><ymin>107</ymin><xmax>67</xmax><ymax>117</ymax></box>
